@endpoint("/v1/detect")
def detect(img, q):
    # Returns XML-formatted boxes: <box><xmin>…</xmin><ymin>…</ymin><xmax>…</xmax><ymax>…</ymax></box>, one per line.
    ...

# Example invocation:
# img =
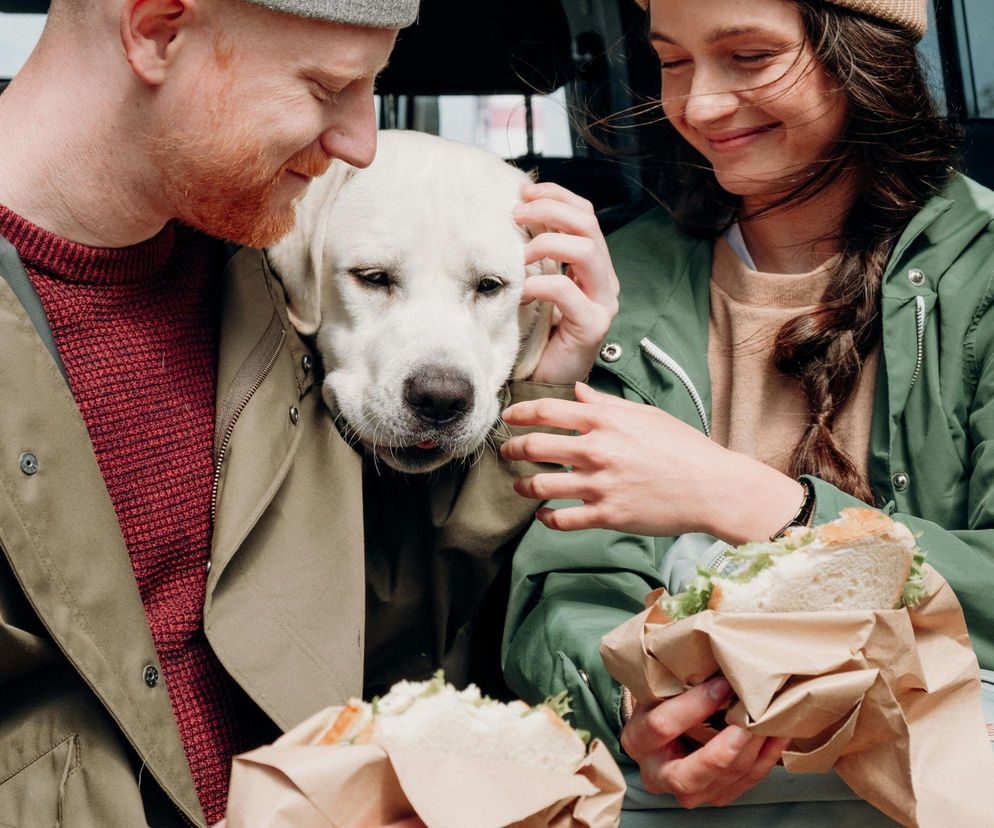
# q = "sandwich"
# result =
<box><xmin>320</xmin><ymin>672</ymin><xmax>589</xmax><ymax>774</ymax></box>
<box><xmin>662</xmin><ymin>508</ymin><xmax>927</xmax><ymax>619</ymax></box>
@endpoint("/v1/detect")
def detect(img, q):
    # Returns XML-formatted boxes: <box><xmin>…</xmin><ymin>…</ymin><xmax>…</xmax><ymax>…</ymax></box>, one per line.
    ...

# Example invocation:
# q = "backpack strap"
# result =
<box><xmin>0</xmin><ymin>233</ymin><xmax>69</xmax><ymax>384</ymax></box>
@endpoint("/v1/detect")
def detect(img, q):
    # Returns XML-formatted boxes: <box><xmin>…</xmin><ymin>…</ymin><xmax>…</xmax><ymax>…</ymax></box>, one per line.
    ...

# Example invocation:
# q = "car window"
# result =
<box><xmin>0</xmin><ymin>12</ymin><xmax>45</xmax><ymax>79</ymax></box>
<box><xmin>957</xmin><ymin>0</ymin><xmax>994</xmax><ymax>117</ymax></box>
<box><xmin>379</xmin><ymin>90</ymin><xmax>574</xmax><ymax>159</ymax></box>
<box><xmin>920</xmin><ymin>1</ymin><xmax>946</xmax><ymax>113</ymax></box>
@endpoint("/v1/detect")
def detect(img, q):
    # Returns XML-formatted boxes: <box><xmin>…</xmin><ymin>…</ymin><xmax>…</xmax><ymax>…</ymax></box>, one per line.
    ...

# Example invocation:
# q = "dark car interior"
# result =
<box><xmin>3</xmin><ymin>0</ymin><xmax>991</xmax><ymax>214</ymax></box>
<box><xmin>375</xmin><ymin>0</ymin><xmax>994</xmax><ymax>212</ymax></box>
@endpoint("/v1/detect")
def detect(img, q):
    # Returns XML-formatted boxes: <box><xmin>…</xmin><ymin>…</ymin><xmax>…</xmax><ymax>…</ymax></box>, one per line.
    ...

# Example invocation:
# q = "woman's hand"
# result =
<box><xmin>500</xmin><ymin>382</ymin><xmax>804</xmax><ymax>543</ymax></box>
<box><xmin>513</xmin><ymin>182</ymin><xmax>619</xmax><ymax>386</ymax></box>
<box><xmin>623</xmin><ymin>678</ymin><xmax>790</xmax><ymax>808</ymax></box>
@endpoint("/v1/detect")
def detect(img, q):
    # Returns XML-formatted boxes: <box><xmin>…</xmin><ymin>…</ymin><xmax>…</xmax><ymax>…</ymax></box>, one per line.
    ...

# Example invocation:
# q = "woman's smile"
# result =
<box><xmin>700</xmin><ymin>124</ymin><xmax>781</xmax><ymax>153</ymax></box>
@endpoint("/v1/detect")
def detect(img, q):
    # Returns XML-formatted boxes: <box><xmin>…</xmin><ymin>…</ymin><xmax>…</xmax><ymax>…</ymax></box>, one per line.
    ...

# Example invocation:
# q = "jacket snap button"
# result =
<box><xmin>301</xmin><ymin>354</ymin><xmax>313</xmax><ymax>373</ymax></box>
<box><xmin>18</xmin><ymin>452</ymin><xmax>38</xmax><ymax>475</ymax></box>
<box><xmin>289</xmin><ymin>405</ymin><xmax>300</xmax><ymax>425</ymax></box>
<box><xmin>578</xmin><ymin>668</ymin><xmax>591</xmax><ymax>687</ymax></box>
<box><xmin>600</xmin><ymin>342</ymin><xmax>623</xmax><ymax>363</ymax></box>
<box><xmin>907</xmin><ymin>268</ymin><xmax>925</xmax><ymax>286</ymax></box>
<box><xmin>143</xmin><ymin>665</ymin><xmax>160</xmax><ymax>688</ymax></box>
<box><xmin>892</xmin><ymin>471</ymin><xmax>910</xmax><ymax>491</ymax></box>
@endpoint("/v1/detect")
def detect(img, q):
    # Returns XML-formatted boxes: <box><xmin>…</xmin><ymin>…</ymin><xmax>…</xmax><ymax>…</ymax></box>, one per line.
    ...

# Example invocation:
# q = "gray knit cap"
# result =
<box><xmin>633</xmin><ymin>0</ymin><xmax>926</xmax><ymax>40</ymax></box>
<box><xmin>243</xmin><ymin>0</ymin><xmax>419</xmax><ymax>28</ymax></box>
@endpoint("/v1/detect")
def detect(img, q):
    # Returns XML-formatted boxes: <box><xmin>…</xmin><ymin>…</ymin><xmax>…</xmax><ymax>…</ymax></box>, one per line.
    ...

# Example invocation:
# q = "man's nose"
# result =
<box><xmin>319</xmin><ymin>92</ymin><xmax>378</xmax><ymax>169</ymax></box>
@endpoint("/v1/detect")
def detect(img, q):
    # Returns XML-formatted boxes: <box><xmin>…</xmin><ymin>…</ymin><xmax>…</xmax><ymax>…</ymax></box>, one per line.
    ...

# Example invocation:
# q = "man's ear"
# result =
<box><xmin>266</xmin><ymin>163</ymin><xmax>357</xmax><ymax>335</ymax></box>
<box><xmin>120</xmin><ymin>0</ymin><xmax>193</xmax><ymax>86</ymax></box>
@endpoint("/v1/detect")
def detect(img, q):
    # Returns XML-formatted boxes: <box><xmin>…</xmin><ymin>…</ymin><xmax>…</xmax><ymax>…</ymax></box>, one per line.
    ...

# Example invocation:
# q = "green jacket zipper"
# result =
<box><xmin>910</xmin><ymin>295</ymin><xmax>926</xmax><ymax>391</ymax></box>
<box><xmin>639</xmin><ymin>336</ymin><xmax>711</xmax><ymax>437</ymax></box>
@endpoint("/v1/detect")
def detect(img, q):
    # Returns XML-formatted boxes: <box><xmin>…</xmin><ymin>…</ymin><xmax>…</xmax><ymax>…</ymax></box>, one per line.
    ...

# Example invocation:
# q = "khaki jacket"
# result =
<box><xmin>0</xmin><ymin>246</ymin><xmax>551</xmax><ymax>827</ymax></box>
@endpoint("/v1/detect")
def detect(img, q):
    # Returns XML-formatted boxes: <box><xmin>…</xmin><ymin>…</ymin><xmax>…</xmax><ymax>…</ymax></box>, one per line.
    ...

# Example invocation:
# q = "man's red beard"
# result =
<box><xmin>151</xmin><ymin>127</ymin><xmax>332</xmax><ymax>248</ymax></box>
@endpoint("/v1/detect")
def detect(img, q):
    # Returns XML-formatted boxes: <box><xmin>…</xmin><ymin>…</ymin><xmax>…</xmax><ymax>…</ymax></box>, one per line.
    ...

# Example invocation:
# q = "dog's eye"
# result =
<box><xmin>352</xmin><ymin>269</ymin><xmax>393</xmax><ymax>289</ymax></box>
<box><xmin>476</xmin><ymin>276</ymin><xmax>504</xmax><ymax>295</ymax></box>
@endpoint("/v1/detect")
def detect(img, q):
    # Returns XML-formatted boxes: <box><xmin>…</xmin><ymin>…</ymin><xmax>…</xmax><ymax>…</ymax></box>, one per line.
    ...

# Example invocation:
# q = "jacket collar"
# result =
<box><xmin>597</xmin><ymin>210</ymin><xmax>713</xmax><ymax>430</ymax></box>
<box><xmin>595</xmin><ymin>174</ymin><xmax>992</xmax><ymax>443</ymax></box>
<box><xmin>208</xmin><ymin>247</ymin><xmax>314</xmax><ymax>584</ymax></box>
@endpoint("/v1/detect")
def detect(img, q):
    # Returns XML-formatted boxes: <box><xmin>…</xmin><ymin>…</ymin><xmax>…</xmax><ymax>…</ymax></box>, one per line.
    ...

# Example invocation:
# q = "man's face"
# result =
<box><xmin>151</xmin><ymin>10</ymin><xmax>396</xmax><ymax>247</ymax></box>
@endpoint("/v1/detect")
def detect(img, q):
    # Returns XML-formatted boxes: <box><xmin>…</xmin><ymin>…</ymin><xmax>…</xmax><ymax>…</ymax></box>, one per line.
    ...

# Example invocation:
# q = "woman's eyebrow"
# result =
<box><xmin>649</xmin><ymin>25</ymin><xmax>782</xmax><ymax>47</ymax></box>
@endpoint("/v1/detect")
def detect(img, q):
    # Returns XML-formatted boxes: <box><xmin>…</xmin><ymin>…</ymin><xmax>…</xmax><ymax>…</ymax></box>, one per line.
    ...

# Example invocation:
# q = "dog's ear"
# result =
<box><xmin>513</xmin><ymin>222</ymin><xmax>561</xmax><ymax>380</ymax></box>
<box><xmin>267</xmin><ymin>163</ymin><xmax>356</xmax><ymax>335</ymax></box>
<box><xmin>514</xmin><ymin>298</ymin><xmax>555</xmax><ymax>380</ymax></box>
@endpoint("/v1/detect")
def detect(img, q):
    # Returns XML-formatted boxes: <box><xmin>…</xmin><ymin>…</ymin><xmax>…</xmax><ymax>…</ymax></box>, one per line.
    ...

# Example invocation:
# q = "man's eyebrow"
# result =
<box><xmin>304</xmin><ymin>60</ymin><xmax>391</xmax><ymax>90</ymax></box>
<box><xmin>649</xmin><ymin>25</ymin><xmax>780</xmax><ymax>47</ymax></box>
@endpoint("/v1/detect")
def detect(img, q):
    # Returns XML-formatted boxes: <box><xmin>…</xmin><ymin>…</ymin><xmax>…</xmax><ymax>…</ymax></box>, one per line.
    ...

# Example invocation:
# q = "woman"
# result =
<box><xmin>501</xmin><ymin>0</ymin><xmax>994</xmax><ymax>823</ymax></box>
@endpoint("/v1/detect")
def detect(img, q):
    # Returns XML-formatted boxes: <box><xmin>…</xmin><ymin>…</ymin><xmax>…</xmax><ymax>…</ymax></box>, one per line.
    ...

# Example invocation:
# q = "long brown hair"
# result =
<box><xmin>657</xmin><ymin>2</ymin><xmax>959</xmax><ymax>502</ymax></box>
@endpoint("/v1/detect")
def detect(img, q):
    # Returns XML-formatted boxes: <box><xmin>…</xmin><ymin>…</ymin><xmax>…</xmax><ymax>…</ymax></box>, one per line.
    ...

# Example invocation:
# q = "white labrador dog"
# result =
<box><xmin>268</xmin><ymin>130</ymin><xmax>556</xmax><ymax>474</ymax></box>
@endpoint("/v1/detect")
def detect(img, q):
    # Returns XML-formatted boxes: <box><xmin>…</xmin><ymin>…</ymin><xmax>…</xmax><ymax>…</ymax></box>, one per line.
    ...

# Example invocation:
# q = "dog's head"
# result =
<box><xmin>268</xmin><ymin>130</ymin><xmax>556</xmax><ymax>473</ymax></box>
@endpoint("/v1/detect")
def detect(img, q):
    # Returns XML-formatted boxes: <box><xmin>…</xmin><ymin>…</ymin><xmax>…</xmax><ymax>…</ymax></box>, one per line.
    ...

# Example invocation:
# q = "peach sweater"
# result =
<box><xmin>708</xmin><ymin>236</ymin><xmax>879</xmax><ymax>480</ymax></box>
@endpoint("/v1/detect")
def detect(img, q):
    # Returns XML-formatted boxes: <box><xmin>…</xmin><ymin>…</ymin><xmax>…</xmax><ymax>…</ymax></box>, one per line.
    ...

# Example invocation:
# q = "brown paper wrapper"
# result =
<box><xmin>600</xmin><ymin>565</ymin><xmax>994</xmax><ymax>828</ymax></box>
<box><xmin>223</xmin><ymin>704</ymin><xmax>625</xmax><ymax>828</ymax></box>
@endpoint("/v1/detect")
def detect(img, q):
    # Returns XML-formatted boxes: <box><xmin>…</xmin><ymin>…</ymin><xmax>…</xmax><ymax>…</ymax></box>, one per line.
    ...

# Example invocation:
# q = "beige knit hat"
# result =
<box><xmin>633</xmin><ymin>0</ymin><xmax>926</xmax><ymax>40</ymax></box>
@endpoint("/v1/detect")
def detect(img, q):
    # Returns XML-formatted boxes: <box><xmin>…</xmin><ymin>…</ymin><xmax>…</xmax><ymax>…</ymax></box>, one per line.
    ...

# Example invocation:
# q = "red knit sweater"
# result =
<box><xmin>0</xmin><ymin>206</ymin><xmax>277</xmax><ymax>824</ymax></box>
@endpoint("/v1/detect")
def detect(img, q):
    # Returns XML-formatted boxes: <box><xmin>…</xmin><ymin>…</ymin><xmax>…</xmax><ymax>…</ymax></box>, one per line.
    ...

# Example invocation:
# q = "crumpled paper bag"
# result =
<box><xmin>600</xmin><ymin>565</ymin><xmax>994</xmax><ymax>827</ymax></box>
<box><xmin>222</xmin><ymin>703</ymin><xmax>625</xmax><ymax>827</ymax></box>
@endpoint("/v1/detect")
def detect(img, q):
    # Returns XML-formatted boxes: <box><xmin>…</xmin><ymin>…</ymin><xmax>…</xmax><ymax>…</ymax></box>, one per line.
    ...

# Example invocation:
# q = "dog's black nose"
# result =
<box><xmin>403</xmin><ymin>368</ymin><xmax>474</xmax><ymax>425</ymax></box>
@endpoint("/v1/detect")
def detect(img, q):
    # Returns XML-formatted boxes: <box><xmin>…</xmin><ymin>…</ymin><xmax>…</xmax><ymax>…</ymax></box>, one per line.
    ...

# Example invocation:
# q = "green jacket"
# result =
<box><xmin>0</xmin><ymin>244</ymin><xmax>551</xmax><ymax>827</ymax></box>
<box><xmin>503</xmin><ymin>173</ymin><xmax>994</xmax><ymax>757</ymax></box>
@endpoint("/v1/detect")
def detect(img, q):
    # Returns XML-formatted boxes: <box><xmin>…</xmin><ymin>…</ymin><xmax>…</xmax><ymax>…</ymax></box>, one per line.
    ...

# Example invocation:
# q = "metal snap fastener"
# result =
<box><xmin>143</xmin><ymin>665</ymin><xmax>160</xmax><ymax>688</ymax></box>
<box><xmin>289</xmin><ymin>405</ymin><xmax>300</xmax><ymax>425</ymax></box>
<box><xmin>205</xmin><ymin>558</ymin><xmax>212</xmax><ymax>575</ymax></box>
<box><xmin>578</xmin><ymin>668</ymin><xmax>591</xmax><ymax>687</ymax></box>
<box><xmin>301</xmin><ymin>354</ymin><xmax>313</xmax><ymax>373</ymax></box>
<box><xmin>600</xmin><ymin>342</ymin><xmax>623</xmax><ymax>363</ymax></box>
<box><xmin>18</xmin><ymin>452</ymin><xmax>38</xmax><ymax>475</ymax></box>
<box><xmin>892</xmin><ymin>471</ymin><xmax>910</xmax><ymax>491</ymax></box>
<box><xmin>908</xmin><ymin>268</ymin><xmax>925</xmax><ymax>287</ymax></box>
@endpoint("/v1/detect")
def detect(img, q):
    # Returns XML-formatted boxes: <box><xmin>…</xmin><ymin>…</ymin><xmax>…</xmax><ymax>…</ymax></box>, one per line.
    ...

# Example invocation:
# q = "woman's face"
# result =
<box><xmin>649</xmin><ymin>0</ymin><xmax>848</xmax><ymax>201</ymax></box>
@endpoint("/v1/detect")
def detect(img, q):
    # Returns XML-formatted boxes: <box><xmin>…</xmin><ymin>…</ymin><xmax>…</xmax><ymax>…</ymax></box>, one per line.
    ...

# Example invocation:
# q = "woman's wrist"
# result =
<box><xmin>703</xmin><ymin>452</ymin><xmax>808</xmax><ymax>545</ymax></box>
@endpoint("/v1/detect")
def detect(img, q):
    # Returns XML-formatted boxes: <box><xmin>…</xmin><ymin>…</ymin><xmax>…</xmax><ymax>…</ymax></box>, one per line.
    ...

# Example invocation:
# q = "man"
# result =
<box><xmin>0</xmin><ymin>1</ymin><xmax>618</xmax><ymax>824</ymax></box>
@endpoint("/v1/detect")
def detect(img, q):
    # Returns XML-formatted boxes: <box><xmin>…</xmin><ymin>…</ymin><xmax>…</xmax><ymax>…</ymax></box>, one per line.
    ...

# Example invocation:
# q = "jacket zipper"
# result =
<box><xmin>909</xmin><ymin>295</ymin><xmax>926</xmax><ymax>391</ymax></box>
<box><xmin>210</xmin><ymin>328</ymin><xmax>287</xmax><ymax>524</ymax></box>
<box><xmin>640</xmin><ymin>337</ymin><xmax>711</xmax><ymax>437</ymax></box>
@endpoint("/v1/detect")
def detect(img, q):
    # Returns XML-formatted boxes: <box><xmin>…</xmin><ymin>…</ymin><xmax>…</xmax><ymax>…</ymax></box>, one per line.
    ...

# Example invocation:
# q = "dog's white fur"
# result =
<box><xmin>268</xmin><ymin>130</ymin><xmax>556</xmax><ymax>473</ymax></box>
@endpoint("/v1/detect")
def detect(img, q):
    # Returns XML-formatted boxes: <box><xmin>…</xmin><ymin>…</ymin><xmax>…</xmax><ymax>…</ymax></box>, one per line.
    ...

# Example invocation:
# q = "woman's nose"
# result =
<box><xmin>682</xmin><ymin>72</ymin><xmax>740</xmax><ymax>129</ymax></box>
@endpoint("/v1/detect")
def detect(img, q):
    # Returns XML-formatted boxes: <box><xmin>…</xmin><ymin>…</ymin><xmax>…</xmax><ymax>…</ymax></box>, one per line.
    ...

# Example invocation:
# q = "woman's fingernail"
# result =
<box><xmin>727</xmin><ymin>726</ymin><xmax>751</xmax><ymax>749</ymax></box>
<box><xmin>707</xmin><ymin>678</ymin><xmax>732</xmax><ymax>701</ymax></box>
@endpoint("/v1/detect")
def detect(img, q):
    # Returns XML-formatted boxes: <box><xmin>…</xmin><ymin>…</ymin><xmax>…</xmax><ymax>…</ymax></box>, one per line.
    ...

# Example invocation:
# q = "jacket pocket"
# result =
<box><xmin>0</xmin><ymin>733</ymin><xmax>78</xmax><ymax>828</ymax></box>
